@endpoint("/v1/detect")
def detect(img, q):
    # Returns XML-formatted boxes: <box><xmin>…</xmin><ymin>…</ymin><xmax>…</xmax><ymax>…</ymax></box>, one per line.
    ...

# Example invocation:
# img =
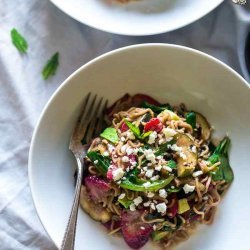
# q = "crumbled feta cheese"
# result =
<box><xmin>179</xmin><ymin>152</ymin><xmax>187</xmax><ymax>160</ymax></box>
<box><xmin>191</xmin><ymin>145</ymin><xmax>197</xmax><ymax>153</ymax></box>
<box><xmin>127</xmin><ymin>131</ymin><xmax>135</xmax><ymax>140</ymax></box>
<box><xmin>148</xmin><ymin>131</ymin><xmax>157</xmax><ymax>144</ymax></box>
<box><xmin>133</xmin><ymin>196</ymin><xmax>143</xmax><ymax>206</ymax></box>
<box><xmin>133</xmin><ymin>148</ymin><xmax>139</xmax><ymax>154</ymax></box>
<box><xmin>163</xmin><ymin>165</ymin><xmax>173</xmax><ymax>172</ymax></box>
<box><xmin>171</xmin><ymin>144</ymin><xmax>182</xmax><ymax>152</ymax></box>
<box><xmin>156</xmin><ymin>155</ymin><xmax>163</xmax><ymax>160</ymax></box>
<box><xmin>140</xmin><ymin>226</ymin><xmax>145</xmax><ymax>230</ymax></box>
<box><xmin>108</xmin><ymin>144</ymin><xmax>115</xmax><ymax>153</ymax></box>
<box><xmin>129</xmin><ymin>204</ymin><xmax>136</xmax><ymax>211</ymax></box>
<box><xmin>118</xmin><ymin>193</ymin><xmax>126</xmax><ymax>200</ymax></box>
<box><xmin>122</xmin><ymin>156</ymin><xmax>129</xmax><ymax>162</ymax></box>
<box><xmin>144</xmin><ymin>149</ymin><xmax>156</xmax><ymax>163</ymax></box>
<box><xmin>147</xmin><ymin>163</ymin><xmax>152</xmax><ymax>167</ymax></box>
<box><xmin>143</xmin><ymin>201</ymin><xmax>151</xmax><ymax>207</ymax></box>
<box><xmin>118</xmin><ymin>129</ymin><xmax>121</xmax><ymax>133</ymax></box>
<box><xmin>163</xmin><ymin>128</ymin><xmax>177</xmax><ymax>139</ymax></box>
<box><xmin>145</xmin><ymin>169</ymin><xmax>154</xmax><ymax>178</ymax></box>
<box><xmin>143</xmin><ymin>167</ymin><xmax>148</xmax><ymax>171</ymax></box>
<box><xmin>183</xmin><ymin>184</ymin><xmax>195</xmax><ymax>194</ymax></box>
<box><xmin>193</xmin><ymin>171</ymin><xmax>203</xmax><ymax>177</ymax></box>
<box><xmin>103</xmin><ymin>151</ymin><xmax>109</xmax><ymax>157</ymax></box>
<box><xmin>121</xmin><ymin>145</ymin><xmax>127</xmax><ymax>153</ymax></box>
<box><xmin>113</xmin><ymin>168</ymin><xmax>125</xmax><ymax>181</ymax></box>
<box><xmin>155</xmin><ymin>165</ymin><xmax>162</xmax><ymax>171</ymax></box>
<box><xmin>153</xmin><ymin>225</ymin><xmax>157</xmax><ymax>231</ymax></box>
<box><xmin>150</xmin><ymin>203</ymin><xmax>156</xmax><ymax>210</ymax></box>
<box><xmin>159</xmin><ymin>189</ymin><xmax>168</xmax><ymax>198</ymax></box>
<box><xmin>121</xmin><ymin>136</ymin><xmax>126</xmax><ymax>142</ymax></box>
<box><xmin>147</xmin><ymin>192</ymin><xmax>155</xmax><ymax>198</ymax></box>
<box><xmin>153</xmin><ymin>200</ymin><xmax>158</xmax><ymax>204</ymax></box>
<box><xmin>143</xmin><ymin>182</ymin><xmax>151</xmax><ymax>188</ymax></box>
<box><xmin>131</xmin><ymin>161</ymin><xmax>137</xmax><ymax>167</ymax></box>
<box><xmin>150</xmin><ymin>175</ymin><xmax>160</xmax><ymax>181</ymax></box>
<box><xmin>126</xmin><ymin>147</ymin><xmax>133</xmax><ymax>155</ymax></box>
<box><xmin>93</xmin><ymin>160</ymin><xmax>98</xmax><ymax>164</ymax></box>
<box><xmin>171</xmin><ymin>186</ymin><xmax>175</xmax><ymax>189</ymax></box>
<box><xmin>156</xmin><ymin>203</ymin><xmax>167</xmax><ymax>214</ymax></box>
<box><xmin>158</xmin><ymin>138</ymin><xmax>165</xmax><ymax>145</ymax></box>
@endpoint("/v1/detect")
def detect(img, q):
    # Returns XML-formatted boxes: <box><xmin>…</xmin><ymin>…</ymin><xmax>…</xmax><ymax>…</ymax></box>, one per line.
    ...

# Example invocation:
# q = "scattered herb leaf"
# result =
<box><xmin>11</xmin><ymin>28</ymin><xmax>28</xmax><ymax>53</ymax></box>
<box><xmin>42</xmin><ymin>52</ymin><xmax>59</xmax><ymax>80</ymax></box>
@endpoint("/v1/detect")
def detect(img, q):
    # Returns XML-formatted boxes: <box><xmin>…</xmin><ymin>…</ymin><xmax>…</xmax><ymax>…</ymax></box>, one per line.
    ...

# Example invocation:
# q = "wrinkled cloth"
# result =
<box><xmin>0</xmin><ymin>0</ymin><xmax>242</xmax><ymax>249</ymax></box>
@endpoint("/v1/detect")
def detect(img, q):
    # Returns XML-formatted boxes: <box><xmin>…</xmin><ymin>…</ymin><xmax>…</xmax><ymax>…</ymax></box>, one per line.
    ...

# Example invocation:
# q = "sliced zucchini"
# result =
<box><xmin>196</xmin><ymin>112</ymin><xmax>211</xmax><ymax>141</ymax></box>
<box><xmin>80</xmin><ymin>186</ymin><xmax>111</xmax><ymax>223</ymax></box>
<box><xmin>175</xmin><ymin>134</ymin><xmax>197</xmax><ymax>177</ymax></box>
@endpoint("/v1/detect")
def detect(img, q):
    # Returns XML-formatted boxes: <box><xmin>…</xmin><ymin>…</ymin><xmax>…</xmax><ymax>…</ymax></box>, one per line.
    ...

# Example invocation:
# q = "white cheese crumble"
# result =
<box><xmin>156</xmin><ymin>155</ymin><xmax>163</xmax><ymax>160</ymax></box>
<box><xmin>93</xmin><ymin>160</ymin><xmax>98</xmax><ymax>164</ymax></box>
<box><xmin>156</xmin><ymin>203</ymin><xmax>167</xmax><ymax>214</ymax></box>
<box><xmin>193</xmin><ymin>171</ymin><xmax>203</xmax><ymax>177</ymax></box>
<box><xmin>118</xmin><ymin>193</ymin><xmax>126</xmax><ymax>200</ymax></box>
<box><xmin>143</xmin><ymin>182</ymin><xmax>151</xmax><ymax>188</ymax></box>
<box><xmin>103</xmin><ymin>151</ymin><xmax>109</xmax><ymax>157</ymax></box>
<box><xmin>108</xmin><ymin>144</ymin><xmax>115</xmax><ymax>153</ymax></box>
<box><xmin>127</xmin><ymin>131</ymin><xmax>135</xmax><ymax>140</ymax></box>
<box><xmin>191</xmin><ymin>145</ymin><xmax>197</xmax><ymax>153</ymax></box>
<box><xmin>129</xmin><ymin>203</ymin><xmax>136</xmax><ymax>211</ymax></box>
<box><xmin>113</xmin><ymin>168</ymin><xmax>125</xmax><ymax>181</ymax></box>
<box><xmin>144</xmin><ymin>149</ymin><xmax>156</xmax><ymax>163</ymax></box>
<box><xmin>143</xmin><ymin>201</ymin><xmax>151</xmax><ymax>207</ymax></box>
<box><xmin>179</xmin><ymin>152</ymin><xmax>187</xmax><ymax>160</ymax></box>
<box><xmin>140</xmin><ymin>226</ymin><xmax>145</xmax><ymax>230</ymax></box>
<box><xmin>145</xmin><ymin>169</ymin><xmax>154</xmax><ymax>178</ymax></box>
<box><xmin>150</xmin><ymin>175</ymin><xmax>160</xmax><ymax>181</ymax></box>
<box><xmin>155</xmin><ymin>165</ymin><xmax>162</xmax><ymax>171</ymax></box>
<box><xmin>159</xmin><ymin>189</ymin><xmax>168</xmax><ymax>198</ymax></box>
<box><xmin>171</xmin><ymin>144</ymin><xmax>182</xmax><ymax>152</ymax></box>
<box><xmin>153</xmin><ymin>225</ymin><xmax>157</xmax><ymax>231</ymax></box>
<box><xmin>121</xmin><ymin>145</ymin><xmax>127</xmax><ymax>153</ymax></box>
<box><xmin>183</xmin><ymin>184</ymin><xmax>195</xmax><ymax>194</ymax></box>
<box><xmin>126</xmin><ymin>147</ymin><xmax>133</xmax><ymax>155</ymax></box>
<box><xmin>150</xmin><ymin>203</ymin><xmax>156</xmax><ymax>210</ymax></box>
<box><xmin>158</xmin><ymin>138</ymin><xmax>165</xmax><ymax>145</ymax></box>
<box><xmin>163</xmin><ymin>165</ymin><xmax>173</xmax><ymax>172</ymax></box>
<box><xmin>147</xmin><ymin>192</ymin><xmax>155</xmax><ymax>198</ymax></box>
<box><xmin>133</xmin><ymin>196</ymin><xmax>143</xmax><ymax>206</ymax></box>
<box><xmin>122</xmin><ymin>156</ymin><xmax>129</xmax><ymax>163</ymax></box>
<box><xmin>121</xmin><ymin>136</ymin><xmax>126</xmax><ymax>142</ymax></box>
<box><xmin>148</xmin><ymin>131</ymin><xmax>158</xmax><ymax>144</ymax></box>
<box><xmin>163</xmin><ymin>127</ymin><xmax>177</xmax><ymax>139</ymax></box>
<box><xmin>131</xmin><ymin>161</ymin><xmax>137</xmax><ymax>167</ymax></box>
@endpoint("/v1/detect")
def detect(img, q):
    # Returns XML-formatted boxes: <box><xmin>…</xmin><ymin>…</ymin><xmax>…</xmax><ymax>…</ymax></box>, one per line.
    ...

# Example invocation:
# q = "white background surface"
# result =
<box><xmin>0</xmin><ymin>0</ymin><xmax>244</xmax><ymax>249</ymax></box>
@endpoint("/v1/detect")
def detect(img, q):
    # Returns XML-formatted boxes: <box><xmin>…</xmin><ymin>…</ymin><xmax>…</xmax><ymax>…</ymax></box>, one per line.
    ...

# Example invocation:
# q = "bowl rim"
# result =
<box><xmin>28</xmin><ymin>43</ymin><xmax>250</xmax><ymax>248</ymax></box>
<box><xmin>50</xmin><ymin>0</ymin><xmax>224</xmax><ymax>36</ymax></box>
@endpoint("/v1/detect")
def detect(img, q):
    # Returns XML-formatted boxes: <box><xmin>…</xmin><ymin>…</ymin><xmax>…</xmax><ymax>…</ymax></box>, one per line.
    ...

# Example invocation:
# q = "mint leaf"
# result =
<box><xmin>125</xmin><ymin>120</ymin><xmax>141</xmax><ymax>139</ymax></box>
<box><xmin>11</xmin><ymin>28</ymin><xmax>28</xmax><ymax>53</ymax></box>
<box><xmin>42</xmin><ymin>52</ymin><xmax>59</xmax><ymax>80</ymax></box>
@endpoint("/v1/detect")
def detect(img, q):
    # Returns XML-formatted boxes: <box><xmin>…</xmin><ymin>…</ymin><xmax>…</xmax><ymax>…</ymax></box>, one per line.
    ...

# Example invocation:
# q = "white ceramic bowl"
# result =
<box><xmin>50</xmin><ymin>0</ymin><xmax>223</xmax><ymax>36</ymax></box>
<box><xmin>29</xmin><ymin>44</ymin><xmax>250</xmax><ymax>250</ymax></box>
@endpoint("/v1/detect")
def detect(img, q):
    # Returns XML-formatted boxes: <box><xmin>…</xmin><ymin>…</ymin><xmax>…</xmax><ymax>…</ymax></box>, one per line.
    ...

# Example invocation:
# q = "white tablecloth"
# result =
<box><xmin>0</xmin><ymin>0</ymin><xmax>243</xmax><ymax>249</ymax></box>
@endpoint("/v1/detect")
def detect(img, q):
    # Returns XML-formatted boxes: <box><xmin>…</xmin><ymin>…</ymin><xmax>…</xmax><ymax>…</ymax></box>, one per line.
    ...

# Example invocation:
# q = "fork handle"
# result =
<box><xmin>61</xmin><ymin>158</ymin><xmax>83</xmax><ymax>250</ymax></box>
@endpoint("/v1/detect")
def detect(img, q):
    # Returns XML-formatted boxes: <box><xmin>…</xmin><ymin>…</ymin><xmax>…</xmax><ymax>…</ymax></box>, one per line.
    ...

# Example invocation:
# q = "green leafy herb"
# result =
<box><xmin>87</xmin><ymin>151</ymin><xmax>110</xmax><ymax>175</ymax></box>
<box><xmin>185</xmin><ymin>112</ymin><xmax>196</xmax><ymax>129</ymax></box>
<box><xmin>42</xmin><ymin>52</ymin><xmax>59</xmax><ymax>80</ymax></box>
<box><xmin>100</xmin><ymin>127</ymin><xmax>119</xmax><ymax>144</ymax></box>
<box><xmin>155</xmin><ymin>140</ymin><xmax>175</xmax><ymax>156</ymax></box>
<box><xmin>167</xmin><ymin>160</ymin><xmax>177</xmax><ymax>169</ymax></box>
<box><xmin>118</xmin><ymin>196</ymin><xmax>133</xmax><ymax>209</ymax></box>
<box><xmin>125</xmin><ymin>120</ymin><xmax>152</xmax><ymax>141</ymax></box>
<box><xmin>142</xmin><ymin>102</ymin><xmax>172</xmax><ymax>113</ymax></box>
<box><xmin>10</xmin><ymin>28</ymin><xmax>28</xmax><ymax>53</ymax></box>
<box><xmin>209</xmin><ymin>137</ymin><xmax>234</xmax><ymax>183</ymax></box>
<box><xmin>125</xmin><ymin>120</ymin><xmax>141</xmax><ymax>139</ymax></box>
<box><xmin>152</xmin><ymin>231</ymin><xmax>169</xmax><ymax>241</ymax></box>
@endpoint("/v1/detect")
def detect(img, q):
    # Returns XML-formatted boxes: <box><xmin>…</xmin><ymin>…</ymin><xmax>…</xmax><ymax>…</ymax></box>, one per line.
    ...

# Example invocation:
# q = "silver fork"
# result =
<box><xmin>61</xmin><ymin>93</ymin><xmax>108</xmax><ymax>250</ymax></box>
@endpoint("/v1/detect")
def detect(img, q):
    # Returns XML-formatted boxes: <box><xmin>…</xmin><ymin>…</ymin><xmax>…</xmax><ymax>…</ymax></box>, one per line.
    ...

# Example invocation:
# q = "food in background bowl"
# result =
<box><xmin>80</xmin><ymin>94</ymin><xmax>234</xmax><ymax>249</ymax></box>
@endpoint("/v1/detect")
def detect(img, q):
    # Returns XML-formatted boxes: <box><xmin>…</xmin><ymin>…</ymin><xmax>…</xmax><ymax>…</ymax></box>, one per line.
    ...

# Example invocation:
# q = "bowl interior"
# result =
<box><xmin>50</xmin><ymin>0</ymin><xmax>223</xmax><ymax>35</ymax></box>
<box><xmin>29</xmin><ymin>44</ymin><xmax>250</xmax><ymax>250</ymax></box>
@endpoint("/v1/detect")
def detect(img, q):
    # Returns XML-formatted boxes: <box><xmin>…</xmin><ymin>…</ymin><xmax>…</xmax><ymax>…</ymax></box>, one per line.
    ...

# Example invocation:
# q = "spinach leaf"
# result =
<box><xmin>185</xmin><ymin>112</ymin><xmax>196</xmax><ymax>129</ymax></box>
<box><xmin>87</xmin><ymin>151</ymin><xmax>110</xmax><ymax>175</ymax></box>
<box><xmin>100</xmin><ymin>127</ymin><xmax>119</xmax><ymax>144</ymax></box>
